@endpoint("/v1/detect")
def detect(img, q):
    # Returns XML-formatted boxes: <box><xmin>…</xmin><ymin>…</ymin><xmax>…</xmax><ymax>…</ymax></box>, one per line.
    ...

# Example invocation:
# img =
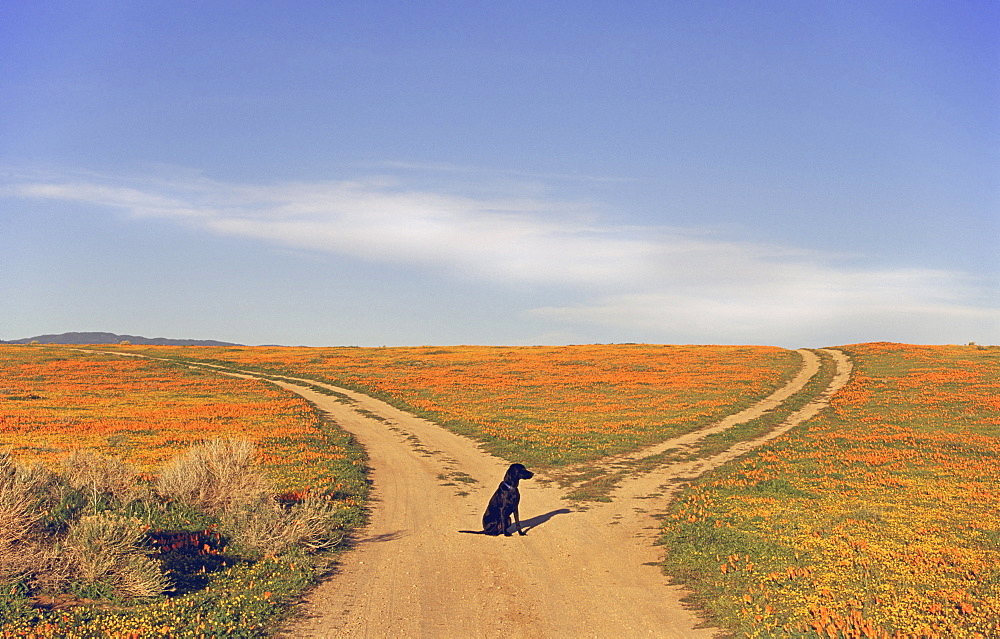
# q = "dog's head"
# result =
<box><xmin>506</xmin><ymin>463</ymin><xmax>534</xmax><ymax>481</ymax></box>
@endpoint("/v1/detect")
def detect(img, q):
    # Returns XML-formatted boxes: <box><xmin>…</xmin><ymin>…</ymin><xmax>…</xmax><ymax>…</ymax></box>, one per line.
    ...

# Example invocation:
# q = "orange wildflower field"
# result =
<box><xmin>104</xmin><ymin>343</ymin><xmax>801</xmax><ymax>465</ymax></box>
<box><xmin>3</xmin><ymin>341</ymin><xmax>998</xmax><ymax>636</ymax></box>
<box><xmin>0</xmin><ymin>346</ymin><xmax>358</xmax><ymax>493</ymax></box>
<box><xmin>659</xmin><ymin>343</ymin><xmax>1000</xmax><ymax>638</ymax></box>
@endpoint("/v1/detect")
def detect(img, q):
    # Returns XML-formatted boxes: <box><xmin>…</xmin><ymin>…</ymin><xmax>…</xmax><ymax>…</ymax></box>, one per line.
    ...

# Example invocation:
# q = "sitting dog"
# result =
<box><xmin>482</xmin><ymin>463</ymin><xmax>533</xmax><ymax>536</ymax></box>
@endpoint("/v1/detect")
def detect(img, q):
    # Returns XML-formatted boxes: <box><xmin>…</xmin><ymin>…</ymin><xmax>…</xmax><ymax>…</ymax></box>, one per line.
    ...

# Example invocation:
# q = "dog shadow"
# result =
<box><xmin>458</xmin><ymin>508</ymin><xmax>572</xmax><ymax>535</ymax></box>
<box><xmin>519</xmin><ymin>508</ymin><xmax>572</xmax><ymax>533</ymax></box>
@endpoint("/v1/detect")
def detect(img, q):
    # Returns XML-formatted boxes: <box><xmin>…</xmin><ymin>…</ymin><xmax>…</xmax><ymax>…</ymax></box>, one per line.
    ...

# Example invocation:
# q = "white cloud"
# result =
<box><xmin>532</xmin><ymin>271</ymin><xmax>1000</xmax><ymax>346</ymax></box>
<box><xmin>5</xmin><ymin>170</ymin><xmax>999</xmax><ymax>345</ymax></box>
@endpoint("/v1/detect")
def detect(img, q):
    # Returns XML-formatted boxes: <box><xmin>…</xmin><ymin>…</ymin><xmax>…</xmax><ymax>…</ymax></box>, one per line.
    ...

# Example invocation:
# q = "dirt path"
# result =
<box><xmin>87</xmin><ymin>347</ymin><xmax>851</xmax><ymax>637</ymax></box>
<box><xmin>252</xmin><ymin>349</ymin><xmax>850</xmax><ymax>638</ymax></box>
<box><xmin>264</xmin><ymin>377</ymin><xmax>714</xmax><ymax>638</ymax></box>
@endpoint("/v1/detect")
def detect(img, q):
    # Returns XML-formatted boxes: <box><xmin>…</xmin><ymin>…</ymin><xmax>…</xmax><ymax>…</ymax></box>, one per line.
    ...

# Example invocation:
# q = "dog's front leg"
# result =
<box><xmin>513</xmin><ymin>507</ymin><xmax>526</xmax><ymax>535</ymax></box>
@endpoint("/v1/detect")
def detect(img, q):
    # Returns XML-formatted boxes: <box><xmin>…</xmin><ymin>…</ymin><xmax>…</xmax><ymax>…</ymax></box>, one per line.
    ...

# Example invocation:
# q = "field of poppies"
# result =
<box><xmin>0</xmin><ymin>347</ymin><xmax>363</xmax><ymax>493</ymax></box>
<box><xmin>659</xmin><ymin>343</ymin><xmax>1000</xmax><ymax>637</ymax></box>
<box><xmin>102</xmin><ymin>343</ymin><xmax>801</xmax><ymax>466</ymax></box>
<box><xmin>6</xmin><ymin>340</ymin><xmax>995</xmax><ymax>637</ymax></box>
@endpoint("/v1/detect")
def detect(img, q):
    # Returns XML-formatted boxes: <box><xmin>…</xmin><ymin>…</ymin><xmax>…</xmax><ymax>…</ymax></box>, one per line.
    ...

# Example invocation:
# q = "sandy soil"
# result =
<box><xmin>258</xmin><ymin>348</ymin><xmax>852</xmax><ymax>638</ymax></box>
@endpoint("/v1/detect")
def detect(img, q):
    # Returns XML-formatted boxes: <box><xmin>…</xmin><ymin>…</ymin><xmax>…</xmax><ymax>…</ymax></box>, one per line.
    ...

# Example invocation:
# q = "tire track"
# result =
<box><xmin>614</xmin><ymin>348</ymin><xmax>851</xmax><ymax>500</ymax></box>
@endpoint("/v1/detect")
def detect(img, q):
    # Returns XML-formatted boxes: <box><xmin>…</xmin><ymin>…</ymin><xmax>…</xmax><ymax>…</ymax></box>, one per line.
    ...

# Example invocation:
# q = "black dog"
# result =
<box><xmin>481</xmin><ymin>463</ymin><xmax>533</xmax><ymax>536</ymax></box>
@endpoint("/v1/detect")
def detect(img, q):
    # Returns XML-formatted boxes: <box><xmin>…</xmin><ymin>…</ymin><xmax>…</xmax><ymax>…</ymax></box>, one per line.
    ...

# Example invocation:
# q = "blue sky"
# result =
<box><xmin>2</xmin><ymin>1</ymin><xmax>997</xmax><ymax>347</ymax></box>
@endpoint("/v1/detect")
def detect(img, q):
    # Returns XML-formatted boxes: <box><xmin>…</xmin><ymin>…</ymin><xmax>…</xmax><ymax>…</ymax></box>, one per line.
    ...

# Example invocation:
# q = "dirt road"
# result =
<box><xmin>244</xmin><ymin>348</ymin><xmax>854</xmax><ymax>638</ymax></box>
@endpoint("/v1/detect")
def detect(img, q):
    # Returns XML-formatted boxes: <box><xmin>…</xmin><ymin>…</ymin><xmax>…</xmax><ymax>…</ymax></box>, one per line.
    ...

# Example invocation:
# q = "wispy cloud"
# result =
<box><xmin>5</xmin><ymin>169</ymin><xmax>998</xmax><ymax>345</ymax></box>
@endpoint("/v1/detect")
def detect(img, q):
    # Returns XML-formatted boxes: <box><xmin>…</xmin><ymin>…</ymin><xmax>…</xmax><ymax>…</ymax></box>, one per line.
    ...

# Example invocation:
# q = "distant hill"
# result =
<box><xmin>0</xmin><ymin>332</ymin><xmax>241</xmax><ymax>346</ymax></box>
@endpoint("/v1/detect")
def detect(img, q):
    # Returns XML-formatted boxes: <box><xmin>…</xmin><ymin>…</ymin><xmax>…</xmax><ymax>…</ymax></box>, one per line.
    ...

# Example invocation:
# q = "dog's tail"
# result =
<box><xmin>458</xmin><ymin>529</ymin><xmax>487</xmax><ymax>534</ymax></box>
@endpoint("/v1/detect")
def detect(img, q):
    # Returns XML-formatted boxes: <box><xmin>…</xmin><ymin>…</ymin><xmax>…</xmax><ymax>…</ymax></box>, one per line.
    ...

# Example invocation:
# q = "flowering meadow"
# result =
<box><xmin>7</xmin><ymin>341</ymin><xmax>996</xmax><ymax>635</ymax></box>
<box><xmin>105</xmin><ymin>343</ymin><xmax>801</xmax><ymax>465</ymax></box>
<box><xmin>659</xmin><ymin>343</ymin><xmax>1000</xmax><ymax>637</ymax></box>
<box><xmin>0</xmin><ymin>346</ymin><xmax>367</xmax><ymax>636</ymax></box>
<box><xmin>0</xmin><ymin>346</ymin><xmax>361</xmax><ymax>493</ymax></box>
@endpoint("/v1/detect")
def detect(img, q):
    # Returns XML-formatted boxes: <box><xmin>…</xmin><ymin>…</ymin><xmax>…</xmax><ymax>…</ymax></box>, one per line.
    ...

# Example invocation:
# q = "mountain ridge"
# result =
<box><xmin>0</xmin><ymin>332</ymin><xmax>241</xmax><ymax>346</ymax></box>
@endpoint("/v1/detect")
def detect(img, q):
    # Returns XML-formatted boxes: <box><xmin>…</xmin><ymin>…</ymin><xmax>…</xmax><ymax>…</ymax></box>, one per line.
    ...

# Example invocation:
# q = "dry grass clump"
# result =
<box><xmin>158</xmin><ymin>439</ymin><xmax>350</xmax><ymax>559</ymax></box>
<box><xmin>0</xmin><ymin>451</ymin><xmax>50</xmax><ymax>584</ymax></box>
<box><xmin>220</xmin><ymin>493</ymin><xmax>349</xmax><ymax>558</ymax></box>
<box><xmin>64</xmin><ymin>512</ymin><xmax>169</xmax><ymax>599</ymax></box>
<box><xmin>156</xmin><ymin>438</ymin><xmax>272</xmax><ymax>514</ymax></box>
<box><xmin>0</xmin><ymin>449</ymin><xmax>167</xmax><ymax>601</ymax></box>
<box><xmin>61</xmin><ymin>449</ymin><xmax>149</xmax><ymax>506</ymax></box>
